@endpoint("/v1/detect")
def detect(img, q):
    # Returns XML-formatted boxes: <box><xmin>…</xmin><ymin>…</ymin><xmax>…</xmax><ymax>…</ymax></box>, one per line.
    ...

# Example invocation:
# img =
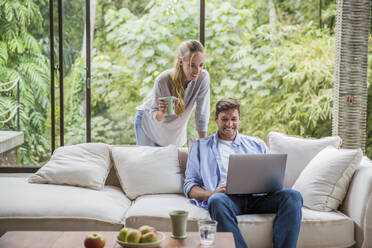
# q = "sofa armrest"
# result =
<box><xmin>341</xmin><ymin>156</ymin><xmax>372</xmax><ymax>248</ymax></box>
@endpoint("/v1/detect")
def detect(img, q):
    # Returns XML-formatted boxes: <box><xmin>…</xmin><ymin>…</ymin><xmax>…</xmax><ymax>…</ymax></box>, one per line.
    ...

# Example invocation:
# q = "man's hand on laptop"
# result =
<box><xmin>206</xmin><ymin>184</ymin><xmax>226</xmax><ymax>200</ymax></box>
<box><xmin>213</xmin><ymin>184</ymin><xmax>226</xmax><ymax>194</ymax></box>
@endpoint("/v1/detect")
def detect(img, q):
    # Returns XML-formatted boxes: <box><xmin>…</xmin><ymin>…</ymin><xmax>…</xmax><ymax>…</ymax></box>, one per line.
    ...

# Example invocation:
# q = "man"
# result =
<box><xmin>183</xmin><ymin>98</ymin><xmax>302</xmax><ymax>248</ymax></box>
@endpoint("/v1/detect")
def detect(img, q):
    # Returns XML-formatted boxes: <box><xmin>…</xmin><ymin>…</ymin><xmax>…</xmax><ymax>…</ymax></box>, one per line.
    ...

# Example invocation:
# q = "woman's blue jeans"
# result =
<box><xmin>207</xmin><ymin>189</ymin><xmax>303</xmax><ymax>248</ymax></box>
<box><xmin>134</xmin><ymin>110</ymin><xmax>160</xmax><ymax>146</ymax></box>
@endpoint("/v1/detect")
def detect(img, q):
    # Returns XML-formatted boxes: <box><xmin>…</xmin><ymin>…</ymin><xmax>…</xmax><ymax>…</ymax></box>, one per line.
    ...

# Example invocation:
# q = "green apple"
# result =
<box><xmin>118</xmin><ymin>227</ymin><xmax>132</xmax><ymax>242</ymax></box>
<box><xmin>140</xmin><ymin>231</ymin><xmax>158</xmax><ymax>243</ymax></box>
<box><xmin>84</xmin><ymin>233</ymin><xmax>106</xmax><ymax>248</ymax></box>
<box><xmin>138</xmin><ymin>225</ymin><xmax>157</xmax><ymax>235</ymax></box>
<box><xmin>126</xmin><ymin>229</ymin><xmax>141</xmax><ymax>243</ymax></box>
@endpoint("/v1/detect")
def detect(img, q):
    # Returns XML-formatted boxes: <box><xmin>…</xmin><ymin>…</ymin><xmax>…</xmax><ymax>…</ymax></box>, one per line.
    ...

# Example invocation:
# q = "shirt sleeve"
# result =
<box><xmin>150</xmin><ymin>75</ymin><xmax>164</xmax><ymax>121</ymax></box>
<box><xmin>183</xmin><ymin>141</ymin><xmax>203</xmax><ymax>198</ymax></box>
<box><xmin>260</xmin><ymin>140</ymin><xmax>269</xmax><ymax>154</ymax></box>
<box><xmin>195</xmin><ymin>71</ymin><xmax>210</xmax><ymax>132</ymax></box>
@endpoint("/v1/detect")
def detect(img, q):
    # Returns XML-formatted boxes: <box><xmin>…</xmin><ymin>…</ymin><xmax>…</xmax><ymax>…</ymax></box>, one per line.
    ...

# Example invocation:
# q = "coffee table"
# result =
<box><xmin>0</xmin><ymin>231</ymin><xmax>235</xmax><ymax>247</ymax></box>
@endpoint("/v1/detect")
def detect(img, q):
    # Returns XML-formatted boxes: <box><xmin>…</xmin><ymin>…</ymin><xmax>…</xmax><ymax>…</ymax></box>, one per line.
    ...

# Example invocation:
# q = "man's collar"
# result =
<box><xmin>213</xmin><ymin>130</ymin><xmax>242</xmax><ymax>146</ymax></box>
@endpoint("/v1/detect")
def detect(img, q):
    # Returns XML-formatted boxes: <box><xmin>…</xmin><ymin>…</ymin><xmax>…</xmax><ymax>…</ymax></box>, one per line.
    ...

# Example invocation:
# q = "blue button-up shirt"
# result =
<box><xmin>183</xmin><ymin>131</ymin><xmax>268</xmax><ymax>209</ymax></box>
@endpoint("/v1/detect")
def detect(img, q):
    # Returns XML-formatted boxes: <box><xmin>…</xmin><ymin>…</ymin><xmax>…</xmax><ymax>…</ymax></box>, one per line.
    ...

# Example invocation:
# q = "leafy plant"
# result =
<box><xmin>2</xmin><ymin>0</ymin><xmax>370</xmax><ymax>164</ymax></box>
<box><xmin>67</xmin><ymin>0</ymin><xmax>338</xmax><ymax>149</ymax></box>
<box><xmin>0</xmin><ymin>0</ymin><xmax>50</xmax><ymax>165</ymax></box>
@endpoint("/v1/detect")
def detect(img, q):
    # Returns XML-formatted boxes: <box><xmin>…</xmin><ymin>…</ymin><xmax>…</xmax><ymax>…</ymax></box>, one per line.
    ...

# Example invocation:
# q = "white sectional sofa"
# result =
<box><xmin>0</xmin><ymin>143</ymin><xmax>371</xmax><ymax>248</ymax></box>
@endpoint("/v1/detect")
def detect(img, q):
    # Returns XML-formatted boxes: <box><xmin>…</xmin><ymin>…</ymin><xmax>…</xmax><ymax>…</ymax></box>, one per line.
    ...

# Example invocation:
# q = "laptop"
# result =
<box><xmin>225</xmin><ymin>154</ymin><xmax>287</xmax><ymax>194</ymax></box>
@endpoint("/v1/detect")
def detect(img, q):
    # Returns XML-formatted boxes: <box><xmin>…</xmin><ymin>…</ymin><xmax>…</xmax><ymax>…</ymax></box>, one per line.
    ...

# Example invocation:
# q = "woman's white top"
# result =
<box><xmin>137</xmin><ymin>69</ymin><xmax>210</xmax><ymax>146</ymax></box>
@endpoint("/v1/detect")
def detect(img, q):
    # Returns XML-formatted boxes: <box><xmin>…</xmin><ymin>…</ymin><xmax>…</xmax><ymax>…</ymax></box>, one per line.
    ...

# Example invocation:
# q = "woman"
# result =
<box><xmin>135</xmin><ymin>40</ymin><xmax>210</xmax><ymax>147</ymax></box>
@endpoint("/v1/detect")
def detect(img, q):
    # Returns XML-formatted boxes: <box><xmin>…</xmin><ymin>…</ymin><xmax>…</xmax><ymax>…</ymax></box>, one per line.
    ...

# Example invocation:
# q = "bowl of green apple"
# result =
<box><xmin>117</xmin><ymin>225</ymin><xmax>165</xmax><ymax>248</ymax></box>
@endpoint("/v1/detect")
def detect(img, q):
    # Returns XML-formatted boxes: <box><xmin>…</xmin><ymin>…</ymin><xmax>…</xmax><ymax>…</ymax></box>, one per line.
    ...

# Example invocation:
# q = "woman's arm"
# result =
<box><xmin>195</xmin><ymin>71</ymin><xmax>210</xmax><ymax>134</ymax></box>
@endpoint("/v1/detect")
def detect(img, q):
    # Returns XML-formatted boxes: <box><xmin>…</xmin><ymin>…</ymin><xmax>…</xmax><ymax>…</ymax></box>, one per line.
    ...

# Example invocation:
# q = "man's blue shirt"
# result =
<box><xmin>183</xmin><ymin>131</ymin><xmax>268</xmax><ymax>209</ymax></box>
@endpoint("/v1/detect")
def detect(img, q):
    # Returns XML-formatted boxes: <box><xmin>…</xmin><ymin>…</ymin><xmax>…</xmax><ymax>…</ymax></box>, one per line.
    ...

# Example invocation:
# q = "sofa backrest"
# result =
<box><xmin>105</xmin><ymin>145</ymin><xmax>189</xmax><ymax>187</ymax></box>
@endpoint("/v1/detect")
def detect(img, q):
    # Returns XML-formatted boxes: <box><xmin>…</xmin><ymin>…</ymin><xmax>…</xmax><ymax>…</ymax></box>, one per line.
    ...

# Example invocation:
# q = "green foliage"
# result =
<box><xmin>63</xmin><ymin>53</ymin><xmax>144</xmax><ymax>145</ymax></box>
<box><xmin>62</xmin><ymin>57</ymin><xmax>86</xmax><ymax>145</ymax></box>
<box><xmin>32</xmin><ymin>0</ymin><xmax>84</xmax><ymax>75</ymax></box>
<box><xmin>95</xmin><ymin>0</ymin><xmax>150</xmax><ymax>50</ymax></box>
<box><xmin>63</xmin><ymin>0</ymin><xmax>340</xmax><ymax>149</ymax></box>
<box><xmin>65</xmin><ymin>0</ymin><xmax>201</xmax><ymax>145</ymax></box>
<box><xmin>234</xmin><ymin>25</ymin><xmax>334</xmax><ymax>141</ymax></box>
<box><xmin>2</xmin><ymin>0</ymin><xmax>370</xmax><ymax>164</ymax></box>
<box><xmin>274</xmin><ymin>0</ymin><xmax>336</xmax><ymax>29</ymax></box>
<box><xmin>0</xmin><ymin>0</ymin><xmax>50</xmax><ymax>165</ymax></box>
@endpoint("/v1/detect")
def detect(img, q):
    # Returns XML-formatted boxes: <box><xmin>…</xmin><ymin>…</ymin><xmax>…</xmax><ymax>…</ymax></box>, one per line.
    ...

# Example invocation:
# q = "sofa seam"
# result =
<box><xmin>0</xmin><ymin>216</ymin><xmax>123</xmax><ymax>225</ymax></box>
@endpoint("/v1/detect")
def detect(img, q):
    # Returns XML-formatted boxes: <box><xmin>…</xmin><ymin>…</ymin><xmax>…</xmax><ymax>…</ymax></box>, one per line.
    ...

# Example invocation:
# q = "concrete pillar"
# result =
<box><xmin>0</xmin><ymin>131</ymin><xmax>24</xmax><ymax>165</ymax></box>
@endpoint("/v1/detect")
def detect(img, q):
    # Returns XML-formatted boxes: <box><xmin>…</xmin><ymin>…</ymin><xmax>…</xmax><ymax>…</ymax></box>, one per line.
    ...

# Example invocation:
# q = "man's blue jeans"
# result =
<box><xmin>207</xmin><ymin>189</ymin><xmax>303</xmax><ymax>248</ymax></box>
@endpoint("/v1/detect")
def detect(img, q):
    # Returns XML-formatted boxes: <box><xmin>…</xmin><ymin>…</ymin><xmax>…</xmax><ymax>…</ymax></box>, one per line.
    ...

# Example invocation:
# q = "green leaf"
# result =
<box><xmin>0</xmin><ymin>42</ymin><xmax>8</xmax><ymax>65</ymax></box>
<box><xmin>142</xmin><ymin>48</ymin><xmax>155</xmax><ymax>58</ymax></box>
<box><xmin>221</xmin><ymin>78</ymin><xmax>238</xmax><ymax>88</ymax></box>
<box><xmin>145</xmin><ymin>63</ymin><xmax>156</xmax><ymax>73</ymax></box>
<box><xmin>20</xmin><ymin>33</ymin><xmax>41</xmax><ymax>54</ymax></box>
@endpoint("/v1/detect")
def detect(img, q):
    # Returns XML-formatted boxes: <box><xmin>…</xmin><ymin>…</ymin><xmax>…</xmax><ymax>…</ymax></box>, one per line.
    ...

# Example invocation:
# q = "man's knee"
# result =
<box><xmin>207</xmin><ymin>193</ymin><xmax>228</xmax><ymax>209</ymax></box>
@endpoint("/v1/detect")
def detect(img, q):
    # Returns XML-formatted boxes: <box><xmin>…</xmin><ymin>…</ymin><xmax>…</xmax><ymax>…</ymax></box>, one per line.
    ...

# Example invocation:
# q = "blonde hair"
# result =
<box><xmin>170</xmin><ymin>40</ymin><xmax>205</xmax><ymax>116</ymax></box>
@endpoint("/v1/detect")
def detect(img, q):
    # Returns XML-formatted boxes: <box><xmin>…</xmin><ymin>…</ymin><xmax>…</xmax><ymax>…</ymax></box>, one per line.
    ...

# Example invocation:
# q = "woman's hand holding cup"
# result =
<box><xmin>155</xmin><ymin>97</ymin><xmax>168</xmax><ymax>121</ymax></box>
<box><xmin>158</xmin><ymin>97</ymin><xmax>168</xmax><ymax>114</ymax></box>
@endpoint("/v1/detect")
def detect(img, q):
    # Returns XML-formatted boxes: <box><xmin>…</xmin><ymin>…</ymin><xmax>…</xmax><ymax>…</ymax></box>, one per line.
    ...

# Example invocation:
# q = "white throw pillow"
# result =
<box><xmin>112</xmin><ymin>145</ymin><xmax>183</xmax><ymax>200</ymax></box>
<box><xmin>28</xmin><ymin>143</ymin><xmax>111</xmax><ymax>190</ymax></box>
<box><xmin>267</xmin><ymin>132</ymin><xmax>342</xmax><ymax>187</ymax></box>
<box><xmin>293</xmin><ymin>146</ymin><xmax>362</xmax><ymax>211</ymax></box>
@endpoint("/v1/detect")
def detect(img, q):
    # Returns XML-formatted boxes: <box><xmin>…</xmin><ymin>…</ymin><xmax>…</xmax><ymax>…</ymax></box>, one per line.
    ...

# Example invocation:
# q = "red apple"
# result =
<box><xmin>138</xmin><ymin>225</ymin><xmax>157</xmax><ymax>235</ymax></box>
<box><xmin>140</xmin><ymin>231</ymin><xmax>158</xmax><ymax>243</ymax></box>
<box><xmin>84</xmin><ymin>233</ymin><xmax>106</xmax><ymax>248</ymax></box>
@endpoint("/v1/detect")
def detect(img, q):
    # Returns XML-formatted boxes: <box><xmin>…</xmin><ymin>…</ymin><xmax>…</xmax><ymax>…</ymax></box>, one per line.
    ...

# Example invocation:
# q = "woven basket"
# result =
<box><xmin>332</xmin><ymin>0</ymin><xmax>371</xmax><ymax>152</ymax></box>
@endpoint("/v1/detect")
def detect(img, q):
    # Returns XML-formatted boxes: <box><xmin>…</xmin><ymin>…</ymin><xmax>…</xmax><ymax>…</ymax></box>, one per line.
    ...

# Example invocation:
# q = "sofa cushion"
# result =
<box><xmin>112</xmin><ymin>145</ymin><xmax>183</xmax><ymax>200</ymax></box>
<box><xmin>125</xmin><ymin>194</ymin><xmax>354</xmax><ymax>247</ymax></box>
<box><xmin>267</xmin><ymin>132</ymin><xmax>342</xmax><ymax>188</ymax></box>
<box><xmin>124</xmin><ymin>194</ymin><xmax>210</xmax><ymax>231</ymax></box>
<box><xmin>293</xmin><ymin>147</ymin><xmax>362</xmax><ymax>211</ymax></box>
<box><xmin>0</xmin><ymin>177</ymin><xmax>131</xmax><ymax>225</ymax></box>
<box><xmin>28</xmin><ymin>143</ymin><xmax>111</xmax><ymax>190</ymax></box>
<box><xmin>106</xmin><ymin>146</ymin><xmax>189</xmax><ymax>187</ymax></box>
<box><xmin>238</xmin><ymin>207</ymin><xmax>354</xmax><ymax>248</ymax></box>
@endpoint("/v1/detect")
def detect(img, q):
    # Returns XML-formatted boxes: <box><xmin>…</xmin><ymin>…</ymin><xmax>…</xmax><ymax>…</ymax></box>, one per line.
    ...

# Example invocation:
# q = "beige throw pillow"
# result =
<box><xmin>267</xmin><ymin>132</ymin><xmax>342</xmax><ymax>187</ymax></box>
<box><xmin>28</xmin><ymin>143</ymin><xmax>111</xmax><ymax>190</ymax></box>
<box><xmin>112</xmin><ymin>145</ymin><xmax>183</xmax><ymax>200</ymax></box>
<box><xmin>292</xmin><ymin>146</ymin><xmax>362</xmax><ymax>211</ymax></box>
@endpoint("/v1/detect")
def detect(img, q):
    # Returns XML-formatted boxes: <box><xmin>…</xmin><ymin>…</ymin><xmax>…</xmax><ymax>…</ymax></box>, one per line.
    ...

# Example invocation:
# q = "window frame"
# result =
<box><xmin>1</xmin><ymin>0</ymin><xmax>206</xmax><ymax>172</ymax></box>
